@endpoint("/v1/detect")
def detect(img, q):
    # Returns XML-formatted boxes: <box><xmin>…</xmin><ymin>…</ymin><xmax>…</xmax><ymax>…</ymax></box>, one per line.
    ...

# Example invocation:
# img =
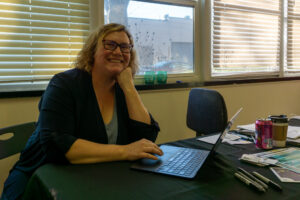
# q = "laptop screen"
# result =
<box><xmin>210</xmin><ymin>107</ymin><xmax>243</xmax><ymax>154</ymax></box>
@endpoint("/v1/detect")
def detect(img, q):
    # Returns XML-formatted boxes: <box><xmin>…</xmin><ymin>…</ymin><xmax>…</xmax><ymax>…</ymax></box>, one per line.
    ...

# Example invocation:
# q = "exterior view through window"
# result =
<box><xmin>104</xmin><ymin>0</ymin><xmax>194</xmax><ymax>75</ymax></box>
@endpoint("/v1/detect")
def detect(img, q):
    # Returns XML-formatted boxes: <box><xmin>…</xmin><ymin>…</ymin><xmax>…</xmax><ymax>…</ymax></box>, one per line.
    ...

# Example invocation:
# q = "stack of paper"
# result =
<box><xmin>252</xmin><ymin>147</ymin><xmax>300</xmax><ymax>174</ymax></box>
<box><xmin>197</xmin><ymin>133</ymin><xmax>252</xmax><ymax>145</ymax></box>
<box><xmin>240</xmin><ymin>154</ymin><xmax>277</xmax><ymax>166</ymax></box>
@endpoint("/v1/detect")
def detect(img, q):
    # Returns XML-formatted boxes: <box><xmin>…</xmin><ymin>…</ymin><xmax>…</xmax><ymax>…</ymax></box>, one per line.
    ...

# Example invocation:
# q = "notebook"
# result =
<box><xmin>131</xmin><ymin>108</ymin><xmax>243</xmax><ymax>179</ymax></box>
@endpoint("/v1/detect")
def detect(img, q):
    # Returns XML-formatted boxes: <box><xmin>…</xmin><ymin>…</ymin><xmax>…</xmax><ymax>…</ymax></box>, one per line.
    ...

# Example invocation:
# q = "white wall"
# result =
<box><xmin>140</xmin><ymin>80</ymin><xmax>300</xmax><ymax>144</ymax></box>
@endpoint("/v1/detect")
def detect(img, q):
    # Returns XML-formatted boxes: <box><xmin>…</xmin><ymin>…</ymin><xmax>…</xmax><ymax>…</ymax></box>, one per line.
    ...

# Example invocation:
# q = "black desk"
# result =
<box><xmin>23</xmin><ymin>138</ymin><xmax>299</xmax><ymax>200</ymax></box>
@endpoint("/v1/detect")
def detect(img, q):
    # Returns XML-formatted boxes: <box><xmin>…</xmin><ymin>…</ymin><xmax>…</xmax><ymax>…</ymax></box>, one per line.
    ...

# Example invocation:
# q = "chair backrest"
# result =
<box><xmin>186</xmin><ymin>88</ymin><xmax>228</xmax><ymax>136</ymax></box>
<box><xmin>0</xmin><ymin>122</ymin><xmax>36</xmax><ymax>159</ymax></box>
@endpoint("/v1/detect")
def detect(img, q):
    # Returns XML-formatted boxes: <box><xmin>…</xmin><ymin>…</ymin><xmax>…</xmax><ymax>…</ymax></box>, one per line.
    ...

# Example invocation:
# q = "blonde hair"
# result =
<box><xmin>75</xmin><ymin>23</ymin><xmax>138</xmax><ymax>75</ymax></box>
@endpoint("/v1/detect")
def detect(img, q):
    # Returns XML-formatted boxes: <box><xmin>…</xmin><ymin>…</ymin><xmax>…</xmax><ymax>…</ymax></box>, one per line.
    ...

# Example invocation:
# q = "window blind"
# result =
<box><xmin>0</xmin><ymin>0</ymin><xmax>89</xmax><ymax>90</ymax></box>
<box><xmin>212</xmin><ymin>0</ymin><xmax>282</xmax><ymax>77</ymax></box>
<box><xmin>287</xmin><ymin>0</ymin><xmax>300</xmax><ymax>73</ymax></box>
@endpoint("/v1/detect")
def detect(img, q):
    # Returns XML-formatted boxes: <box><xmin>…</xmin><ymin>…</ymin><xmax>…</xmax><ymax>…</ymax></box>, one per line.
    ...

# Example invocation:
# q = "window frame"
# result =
<box><xmin>97</xmin><ymin>0</ymin><xmax>203</xmax><ymax>84</ymax></box>
<box><xmin>0</xmin><ymin>0</ymin><xmax>91</xmax><ymax>92</ymax></box>
<box><xmin>208</xmin><ymin>0</ymin><xmax>300</xmax><ymax>81</ymax></box>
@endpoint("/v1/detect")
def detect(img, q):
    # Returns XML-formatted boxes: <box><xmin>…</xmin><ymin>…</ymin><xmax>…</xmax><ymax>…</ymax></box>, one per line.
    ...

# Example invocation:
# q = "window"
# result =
<box><xmin>211</xmin><ymin>0</ymin><xmax>300</xmax><ymax>78</ymax></box>
<box><xmin>2</xmin><ymin>0</ymin><xmax>300</xmax><ymax>93</ymax></box>
<box><xmin>104</xmin><ymin>0</ymin><xmax>195</xmax><ymax>75</ymax></box>
<box><xmin>0</xmin><ymin>0</ymin><xmax>90</xmax><ymax>92</ymax></box>
<box><xmin>287</xmin><ymin>0</ymin><xmax>300</xmax><ymax>73</ymax></box>
<box><xmin>211</xmin><ymin>0</ymin><xmax>282</xmax><ymax>77</ymax></box>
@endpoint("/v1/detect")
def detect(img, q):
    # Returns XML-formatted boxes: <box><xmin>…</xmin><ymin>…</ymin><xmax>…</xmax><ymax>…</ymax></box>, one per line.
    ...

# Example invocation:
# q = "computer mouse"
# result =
<box><xmin>140</xmin><ymin>155</ymin><xmax>162</xmax><ymax>166</ymax></box>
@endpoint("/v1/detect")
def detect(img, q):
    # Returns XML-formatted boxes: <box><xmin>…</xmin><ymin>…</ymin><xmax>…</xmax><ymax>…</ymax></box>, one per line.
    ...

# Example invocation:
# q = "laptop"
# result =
<box><xmin>131</xmin><ymin>108</ymin><xmax>243</xmax><ymax>179</ymax></box>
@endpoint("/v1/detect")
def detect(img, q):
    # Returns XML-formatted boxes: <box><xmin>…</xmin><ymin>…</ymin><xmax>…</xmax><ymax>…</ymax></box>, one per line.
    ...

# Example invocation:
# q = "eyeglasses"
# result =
<box><xmin>102</xmin><ymin>40</ymin><xmax>133</xmax><ymax>53</ymax></box>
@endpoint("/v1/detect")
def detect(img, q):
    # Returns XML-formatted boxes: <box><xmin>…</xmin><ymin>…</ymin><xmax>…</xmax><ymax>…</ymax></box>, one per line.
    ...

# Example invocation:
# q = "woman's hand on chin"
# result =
<box><xmin>116</xmin><ymin>67</ymin><xmax>134</xmax><ymax>91</ymax></box>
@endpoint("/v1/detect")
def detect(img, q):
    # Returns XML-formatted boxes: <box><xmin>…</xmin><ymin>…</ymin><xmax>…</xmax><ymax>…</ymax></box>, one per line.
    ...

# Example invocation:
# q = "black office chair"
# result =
<box><xmin>0</xmin><ymin>122</ymin><xmax>36</xmax><ymax>159</ymax></box>
<box><xmin>186</xmin><ymin>88</ymin><xmax>228</xmax><ymax>136</ymax></box>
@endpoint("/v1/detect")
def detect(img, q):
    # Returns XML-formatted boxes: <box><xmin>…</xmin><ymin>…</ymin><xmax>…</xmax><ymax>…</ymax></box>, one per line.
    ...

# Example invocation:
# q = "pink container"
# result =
<box><xmin>255</xmin><ymin>119</ymin><xmax>273</xmax><ymax>149</ymax></box>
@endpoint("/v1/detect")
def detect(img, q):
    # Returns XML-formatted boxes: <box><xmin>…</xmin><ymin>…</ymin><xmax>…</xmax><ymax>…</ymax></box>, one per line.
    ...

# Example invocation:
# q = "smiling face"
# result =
<box><xmin>92</xmin><ymin>31</ymin><xmax>131</xmax><ymax>78</ymax></box>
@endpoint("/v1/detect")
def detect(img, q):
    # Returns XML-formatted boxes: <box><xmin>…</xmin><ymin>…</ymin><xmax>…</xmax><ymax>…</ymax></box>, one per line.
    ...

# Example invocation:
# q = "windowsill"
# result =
<box><xmin>136</xmin><ymin>81</ymin><xmax>203</xmax><ymax>90</ymax></box>
<box><xmin>204</xmin><ymin>76</ymin><xmax>300</xmax><ymax>86</ymax></box>
<box><xmin>1</xmin><ymin>76</ymin><xmax>300</xmax><ymax>98</ymax></box>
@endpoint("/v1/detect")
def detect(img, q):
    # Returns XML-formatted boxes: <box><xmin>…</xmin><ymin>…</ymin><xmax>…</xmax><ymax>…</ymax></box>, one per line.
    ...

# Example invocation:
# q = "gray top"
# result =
<box><xmin>105</xmin><ymin>97</ymin><xmax>118</xmax><ymax>144</ymax></box>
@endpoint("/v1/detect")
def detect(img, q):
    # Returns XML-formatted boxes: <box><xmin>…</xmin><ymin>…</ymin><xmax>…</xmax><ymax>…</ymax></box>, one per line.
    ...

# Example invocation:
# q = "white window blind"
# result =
<box><xmin>0</xmin><ymin>0</ymin><xmax>89</xmax><ymax>90</ymax></box>
<box><xmin>287</xmin><ymin>0</ymin><xmax>300</xmax><ymax>73</ymax></box>
<box><xmin>212</xmin><ymin>0</ymin><xmax>282</xmax><ymax>77</ymax></box>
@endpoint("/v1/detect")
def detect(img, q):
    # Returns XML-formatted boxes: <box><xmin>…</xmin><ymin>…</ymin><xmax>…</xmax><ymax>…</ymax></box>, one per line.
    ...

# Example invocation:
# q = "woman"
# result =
<box><xmin>1</xmin><ymin>23</ymin><xmax>162</xmax><ymax>200</ymax></box>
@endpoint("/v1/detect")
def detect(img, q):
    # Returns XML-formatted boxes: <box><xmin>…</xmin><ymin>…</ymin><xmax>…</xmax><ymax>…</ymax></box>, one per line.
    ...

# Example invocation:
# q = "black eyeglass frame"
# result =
<box><xmin>102</xmin><ymin>40</ymin><xmax>133</xmax><ymax>53</ymax></box>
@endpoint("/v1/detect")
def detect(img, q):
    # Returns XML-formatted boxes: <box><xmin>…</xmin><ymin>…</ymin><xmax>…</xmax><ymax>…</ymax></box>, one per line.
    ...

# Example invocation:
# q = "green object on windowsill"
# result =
<box><xmin>156</xmin><ymin>71</ymin><xmax>167</xmax><ymax>84</ymax></box>
<box><xmin>144</xmin><ymin>71</ymin><xmax>155</xmax><ymax>85</ymax></box>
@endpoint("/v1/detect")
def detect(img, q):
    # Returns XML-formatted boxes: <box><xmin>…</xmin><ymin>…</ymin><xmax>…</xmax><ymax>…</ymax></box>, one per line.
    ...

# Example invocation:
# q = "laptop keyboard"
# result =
<box><xmin>155</xmin><ymin>148</ymin><xmax>208</xmax><ymax>178</ymax></box>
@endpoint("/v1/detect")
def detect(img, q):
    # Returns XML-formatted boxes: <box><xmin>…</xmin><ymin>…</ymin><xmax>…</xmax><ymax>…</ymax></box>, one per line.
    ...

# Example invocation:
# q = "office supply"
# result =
<box><xmin>197</xmin><ymin>132</ymin><xmax>251</xmax><ymax>145</ymax></box>
<box><xmin>234</xmin><ymin>172</ymin><xmax>266</xmax><ymax>193</ymax></box>
<box><xmin>290</xmin><ymin>116</ymin><xmax>300</xmax><ymax>120</ymax></box>
<box><xmin>237</xmin><ymin>124</ymin><xmax>256</xmax><ymax>132</ymax></box>
<box><xmin>223</xmin><ymin>139</ymin><xmax>252</xmax><ymax>145</ymax></box>
<box><xmin>286</xmin><ymin>126</ymin><xmax>300</xmax><ymax>139</ymax></box>
<box><xmin>131</xmin><ymin>108</ymin><xmax>243</xmax><ymax>179</ymax></box>
<box><xmin>237</xmin><ymin>167</ymin><xmax>268</xmax><ymax>190</ymax></box>
<box><xmin>230</xmin><ymin>131</ymin><xmax>254</xmax><ymax>142</ymax></box>
<box><xmin>252</xmin><ymin>147</ymin><xmax>300</xmax><ymax>174</ymax></box>
<box><xmin>270</xmin><ymin>167</ymin><xmax>300</xmax><ymax>183</ymax></box>
<box><xmin>235</xmin><ymin>129</ymin><xmax>255</xmax><ymax>136</ymax></box>
<box><xmin>251</xmin><ymin>136</ymin><xmax>256</xmax><ymax>143</ymax></box>
<box><xmin>289</xmin><ymin>116</ymin><xmax>300</xmax><ymax>127</ymax></box>
<box><xmin>286</xmin><ymin>137</ymin><xmax>300</xmax><ymax>146</ymax></box>
<box><xmin>252</xmin><ymin>171</ymin><xmax>282</xmax><ymax>191</ymax></box>
<box><xmin>197</xmin><ymin>133</ymin><xmax>220</xmax><ymax>144</ymax></box>
<box><xmin>240</xmin><ymin>154</ymin><xmax>277</xmax><ymax>166</ymax></box>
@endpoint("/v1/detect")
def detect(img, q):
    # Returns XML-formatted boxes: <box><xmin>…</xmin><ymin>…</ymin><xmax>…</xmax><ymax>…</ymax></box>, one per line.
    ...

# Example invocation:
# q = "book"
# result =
<box><xmin>271</xmin><ymin>167</ymin><xmax>300</xmax><ymax>182</ymax></box>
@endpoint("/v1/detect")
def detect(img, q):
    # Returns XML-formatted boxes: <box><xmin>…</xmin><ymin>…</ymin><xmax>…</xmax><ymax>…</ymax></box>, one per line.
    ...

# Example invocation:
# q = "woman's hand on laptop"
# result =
<box><xmin>123</xmin><ymin>139</ymin><xmax>163</xmax><ymax>161</ymax></box>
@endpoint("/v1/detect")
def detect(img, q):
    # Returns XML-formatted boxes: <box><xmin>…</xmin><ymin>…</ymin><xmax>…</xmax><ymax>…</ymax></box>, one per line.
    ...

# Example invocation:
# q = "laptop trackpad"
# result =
<box><xmin>133</xmin><ymin>145</ymin><xmax>179</xmax><ymax>169</ymax></box>
<box><xmin>140</xmin><ymin>156</ymin><xmax>162</xmax><ymax>166</ymax></box>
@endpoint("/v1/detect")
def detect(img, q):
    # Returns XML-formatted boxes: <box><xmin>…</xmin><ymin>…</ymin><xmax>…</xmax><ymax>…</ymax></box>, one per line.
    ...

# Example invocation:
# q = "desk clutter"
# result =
<box><xmin>198</xmin><ymin>114</ymin><xmax>300</xmax><ymax>191</ymax></box>
<box><xmin>235</xmin><ymin>115</ymin><xmax>300</xmax><ymax>192</ymax></box>
<box><xmin>240</xmin><ymin>148</ymin><xmax>300</xmax><ymax>180</ymax></box>
<box><xmin>234</xmin><ymin>167</ymin><xmax>282</xmax><ymax>193</ymax></box>
<box><xmin>235</xmin><ymin>115</ymin><xmax>300</xmax><ymax>185</ymax></box>
<box><xmin>237</xmin><ymin>115</ymin><xmax>300</xmax><ymax>147</ymax></box>
<box><xmin>197</xmin><ymin>132</ymin><xmax>253</xmax><ymax>145</ymax></box>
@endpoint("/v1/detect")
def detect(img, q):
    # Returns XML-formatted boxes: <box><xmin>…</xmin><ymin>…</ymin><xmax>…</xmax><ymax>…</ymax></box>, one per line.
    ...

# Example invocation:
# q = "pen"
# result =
<box><xmin>234</xmin><ymin>172</ymin><xmax>266</xmax><ymax>193</ymax></box>
<box><xmin>252</xmin><ymin>171</ymin><xmax>282</xmax><ymax>191</ymax></box>
<box><xmin>237</xmin><ymin>168</ymin><xmax>268</xmax><ymax>190</ymax></box>
<box><xmin>251</xmin><ymin>136</ymin><xmax>256</xmax><ymax>143</ymax></box>
<box><xmin>230</xmin><ymin>131</ymin><xmax>254</xmax><ymax>142</ymax></box>
<box><xmin>238</xmin><ymin>134</ymin><xmax>253</xmax><ymax>142</ymax></box>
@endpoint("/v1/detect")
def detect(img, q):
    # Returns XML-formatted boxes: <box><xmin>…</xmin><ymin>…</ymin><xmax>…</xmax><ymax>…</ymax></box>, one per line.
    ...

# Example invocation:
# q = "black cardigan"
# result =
<box><xmin>3</xmin><ymin>68</ymin><xmax>160</xmax><ymax>200</ymax></box>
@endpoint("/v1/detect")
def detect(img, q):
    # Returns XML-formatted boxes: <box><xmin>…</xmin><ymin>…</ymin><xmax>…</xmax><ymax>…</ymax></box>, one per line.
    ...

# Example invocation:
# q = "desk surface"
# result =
<box><xmin>23</xmin><ymin>138</ymin><xmax>299</xmax><ymax>200</ymax></box>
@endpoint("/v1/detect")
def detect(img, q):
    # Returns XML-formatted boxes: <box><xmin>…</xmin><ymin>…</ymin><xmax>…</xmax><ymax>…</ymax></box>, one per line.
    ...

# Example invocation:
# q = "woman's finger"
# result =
<box><xmin>141</xmin><ymin>152</ymin><xmax>159</xmax><ymax>160</ymax></box>
<box><xmin>143</xmin><ymin>146</ymin><xmax>163</xmax><ymax>156</ymax></box>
